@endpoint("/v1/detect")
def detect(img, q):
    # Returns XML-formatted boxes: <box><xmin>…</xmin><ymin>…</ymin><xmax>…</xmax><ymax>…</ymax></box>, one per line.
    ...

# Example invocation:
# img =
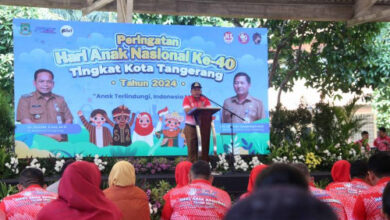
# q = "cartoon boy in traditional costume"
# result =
<box><xmin>78</xmin><ymin>109</ymin><xmax>112</xmax><ymax>147</ymax></box>
<box><xmin>105</xmin><ymin>105</ymin><xmax>135</xmax><ymax>146</ymax></box>
<box><xmin>160</xmin><ymin>112</ymin><xmax>184</xmax><ymax>147</ymax></box>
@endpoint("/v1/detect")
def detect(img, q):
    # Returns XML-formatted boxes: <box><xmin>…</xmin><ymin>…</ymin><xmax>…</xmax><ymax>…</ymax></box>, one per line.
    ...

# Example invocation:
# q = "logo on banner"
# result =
<box><xmin>238</xmin><ymin>33</ymin><xmax>249</xmax><ymax>44</ymax></box>
<box><xmin>35</xmin><ymin>27</ymin><xmax>56</xmax><ymax>34</ymax></box>
<box><xmin>60</xmin><ymin>25</ymin><xmax>73</xmax><ymax>37</ymax></box>
<box><xmin>20</xmin><ymin>23</ymin><xmax>31</xmax><ymax>35</ymax></box>
<box><xmin>253</xmin><ymin>33</ymin><xmax>262</xmax><ymax>44</ymax></box>
<box><xmin>224</xmin><ymin>32</ymin><xmax>233</xmax><ymax>44</ymax></box>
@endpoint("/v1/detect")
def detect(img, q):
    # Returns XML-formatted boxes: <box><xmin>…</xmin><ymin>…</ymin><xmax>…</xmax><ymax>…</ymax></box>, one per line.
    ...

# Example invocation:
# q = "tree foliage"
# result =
<box><xmin>0</xmin><ymin>6</ymin><xmax>40</xmax><ymax>97</ymax></box>
<box><xmin>373</xmin><ymin>86</ymin><xmax>390</xmax><ymax>128</ymax></box>
<box><xmin>372</xmin><ymin>23</ymin><xmax>390</xmax><ymax>128</ymax></box>
<box><xmin>0</xmin><ymin>6</ymin><xmax>40</xmax><ymax>150</ymax></box>
<box><xmin>264</xmin><ymin>20</ymin><xmax>385</xmax><ymax>105</ymax></box>
<box><xmin>0</xmin><ymin>6</ymin><xmax>389</xmax><ymax>148</ymax></box>
<box><xmin>130</xmin><ymin>16</ymin><xmax>386</xmax><ymax>105</ymax></box>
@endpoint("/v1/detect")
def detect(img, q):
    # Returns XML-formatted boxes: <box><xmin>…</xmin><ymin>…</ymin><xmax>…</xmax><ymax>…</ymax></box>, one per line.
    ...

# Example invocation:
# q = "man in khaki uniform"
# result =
<box><xmin>16</xmin><ymin>69</ymin><xmax>73</xmax><ymax>141</ymax></box>
<box><xmin>222</xmin><ymin>72</ymin><xmax>265</xmax><ymax>123</ymax></box>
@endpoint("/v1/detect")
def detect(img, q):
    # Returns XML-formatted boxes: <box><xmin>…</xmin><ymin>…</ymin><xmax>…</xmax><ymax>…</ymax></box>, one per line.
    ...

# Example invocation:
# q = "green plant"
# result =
<box><xmin>0</xmin><ymin>89</ymin><xmax>14</xmax><ymax>149</ymax></box>
<box><xmin>145</xmin><ymin>180</ymin><xmax>172</xmax><ymax>220</ymax></box>
<box><xmin>0</xmin><ymin>147</ymin><xmax>15</xmax><ymax>178</ymax></box>
<box><xmin>373</xmin><ymin>82</ymin><xmax>390</xmax><ymax>128</ymax></box>
<box><xmin>0</xmin><ymin>181</ymin><xmax>18</xmax><ymax>200</ymax></box>
<box><xmin>270</xmin><ymin>99</ymin><xmax>367</xmax><ymax>171</ymax></box>
<box><xmin>313</xmin><ymin>98</ymin><xmax>365</xmax><ymax>147</ymax></box>
<box><xmin>270</xmin><ymin>103</ymin><xmax>312</xmax><ymax>146</ymax></box>
<box><xmin>314</xmin><ymin>179</ymin><xmax>330</xmax><ymax>189</ymax></box>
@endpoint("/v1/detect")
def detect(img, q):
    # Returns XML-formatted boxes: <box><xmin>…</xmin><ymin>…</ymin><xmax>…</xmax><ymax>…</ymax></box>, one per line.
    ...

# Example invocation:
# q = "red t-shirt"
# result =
<box><xmin>310</xmin><ymin>186</ymin><xmax>347</xmax><ymax>220</ymax></box>
<box><xmin>0</xmin><ymin>185</ymin><xmax>57</xmax><ymax>220</ymax></box>
<box><xmin>352</xmin><ymin>177</ymin><xmax>390</xmax><ymax>220</ymax></box>
<box><xmin>373</xmin><ymin>136</ymin><xmax>390</xmax><ymax>151</ymax></box>
<box><xmin>326</xmin><ymin>178</ymin><xmax>371</xmax><ymax>219</ymax></box>
<box><xmin>161</xmin><ymin>179</ymin><xmax>231</xmax><ymax>220</ymax></box>
<box><xmin>182</xmin><ymin>96</ymin><xmax>211</xmax><ymax>125</ymax></box>
<box><xmin>354</xmin><ymin>139</ymin><xmax>371</xmax><ymax>151</ymax></box>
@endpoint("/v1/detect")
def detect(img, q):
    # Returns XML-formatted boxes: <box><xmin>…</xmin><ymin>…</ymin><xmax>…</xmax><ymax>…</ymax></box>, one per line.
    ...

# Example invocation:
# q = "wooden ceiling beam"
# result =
<box><xmin>116</xmin><ymin>0</ymin><xmax>134</xmax><ymax>23</ymax></box>
<box><xmin>82</xmin><ymin>0</ymin><xmax>114</xmax><ymax>16</ymax></box>
<box><xmin>346</xmin><ymin>0</ymin><xmax>380</xmax><ymax>26</ymax></box>
<box><xmin>348</xmin><ymin>7</ymin><xmax>390</xmax><ymax>26</ymax></box>
<box><xmin>354</xmin><ymin>0</ymin><xmax>378</xmax><ymax>17</ymax></box>
<box><xmin>1</xmin><ymin>0</ymin><xmax>390</xmax><ymax>22</ymax></box>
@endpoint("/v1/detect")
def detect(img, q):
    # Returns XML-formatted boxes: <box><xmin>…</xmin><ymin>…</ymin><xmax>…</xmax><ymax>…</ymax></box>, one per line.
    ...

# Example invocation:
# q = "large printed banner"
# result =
<box><xmin>13</xmin><ymin>19</ymin><xmax>269</xmax><ymax>158</ymax></box>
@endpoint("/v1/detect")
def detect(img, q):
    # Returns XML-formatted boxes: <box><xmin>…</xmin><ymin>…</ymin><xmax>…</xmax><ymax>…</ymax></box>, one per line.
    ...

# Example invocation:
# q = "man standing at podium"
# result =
<box><xmin>183</xmin><ymin>82</ymin><xmax>211</xmax><ymax>162</ymax></box>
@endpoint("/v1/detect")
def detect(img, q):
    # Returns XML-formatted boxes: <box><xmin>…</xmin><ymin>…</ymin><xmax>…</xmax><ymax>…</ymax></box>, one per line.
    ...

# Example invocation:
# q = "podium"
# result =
<box><xmin>188</xmin><ymin>107</ymin><xmax>220</xmax><ymax>161</ymax></box>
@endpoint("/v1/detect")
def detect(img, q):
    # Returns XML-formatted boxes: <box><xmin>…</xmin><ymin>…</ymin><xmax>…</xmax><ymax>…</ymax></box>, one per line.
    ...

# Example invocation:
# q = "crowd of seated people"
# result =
<box><xmin>1</xmin><ymin>151</ymin><xmax>390</xmax><ymax>220</ymax></box>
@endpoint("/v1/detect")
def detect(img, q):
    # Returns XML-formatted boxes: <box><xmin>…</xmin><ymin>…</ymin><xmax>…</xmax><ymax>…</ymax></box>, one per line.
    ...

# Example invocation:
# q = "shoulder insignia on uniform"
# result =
<box><xmin>21</xmin><ymin>93</ymin><xmax>34</xmax><ymax>98</ymax></box>
<box><xmin>52</xmin><ymin>93</ymin><xmax>64</xmax><ymax>99</ymax></box>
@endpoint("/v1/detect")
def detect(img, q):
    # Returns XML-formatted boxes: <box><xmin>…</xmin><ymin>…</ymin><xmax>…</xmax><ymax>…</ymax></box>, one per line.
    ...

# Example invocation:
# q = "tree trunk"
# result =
<box><xmin>276</xmin><ymin>22</ymin><xmax>309</xmax><ymax>106</ymax></box>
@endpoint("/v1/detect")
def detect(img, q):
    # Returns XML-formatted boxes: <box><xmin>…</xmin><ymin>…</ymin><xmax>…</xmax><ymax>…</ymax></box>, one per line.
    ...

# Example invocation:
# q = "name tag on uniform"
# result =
<box><xmin>32</xmin><ymin>104</ymin><xmax>41</xmax><ymax>108</ymax></box>
<box><xmin>34</xmin><ymin>114</ymin><xmax>41</xmax><ymax>119</ymax></box>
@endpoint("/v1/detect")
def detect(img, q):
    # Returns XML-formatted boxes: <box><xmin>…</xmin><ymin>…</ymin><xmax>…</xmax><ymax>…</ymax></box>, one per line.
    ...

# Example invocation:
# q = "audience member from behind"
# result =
<box><xmin>46</xmin><ymin>159</ymin><xmax>75</xmax><ymax>194</ymax></box>
<box><xmin>255</xmin><ymin>163</ymin><xmax>308</xmax><ymax>190</ymax></box>
<box><xmin>353</xmin><ymin>152</ymin><xmax>390</xmax><ymax>220</ymax></box>
<box><xmin>240</xmin><ymin>164</ymin><xmax>268</xmax><ymax>199</ymax></box>
<box><xmin>37</xmin><ymin>161</ymin><xmax>121</xmax><ymax>220</ymax></box>
<box><xmin>294</xmin><ymin>163</ymin><xmax>347</xmax><ymax>220</ymax></box>
<box><xmin>225</xmin><ymin>187</ymin><xmax>338</xmax><ymax>220</ymax></box>
<box><xmin>349</xmin><ymin>159</ymin><xmax>371</xmax><ymax>186</ymax></box>
<box><xmin>326</xmin><ymin>160</ymin><xmax>371</xmax><ymax>219</ymax></box>
<box><xmin>161</xmin><ymin>160</ymin><xmax>231</xmax><ymax>220</ymax></box>
<box><xmin>0</xmin><ymin>168</ymin><xmax>57</xmax><ymax>219</ymax></box>
<box><xmin>163</xmin><ymin>161</ymin><xmax>192</xmax><ymax>201</ymax></box>
<box><xmin>103</xmin><ymin>161</ymin><xmax>150</xmax><ymax>220</ymax></box>
<box><xmin>383</xmin><ymin>182</ymin><xmax>390</xmax><ymax>220</ymax></box>
<box><xmin>373</xmin><ymin>127</ymin><xmax>390</xmax><ymax>151</ymax></box>
<box><xmin>327</xmin><ymin>160</ymin><xmax>351</xmax><ymax>189</ymax></box>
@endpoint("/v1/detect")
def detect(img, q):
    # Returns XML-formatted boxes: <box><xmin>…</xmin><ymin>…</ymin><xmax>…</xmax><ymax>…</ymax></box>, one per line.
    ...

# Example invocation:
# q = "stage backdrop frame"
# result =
<box><xmin>13</xmin><ymin>19</ymin><xmax>269</xmax><ymax>158</ymax></box>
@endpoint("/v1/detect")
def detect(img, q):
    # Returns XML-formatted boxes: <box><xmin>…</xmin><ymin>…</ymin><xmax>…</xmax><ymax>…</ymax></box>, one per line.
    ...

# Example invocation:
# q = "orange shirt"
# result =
<box><xmin>103</xmin><ymin>185</ymin><xmax>150</xmax><ymax>220</ymax></box>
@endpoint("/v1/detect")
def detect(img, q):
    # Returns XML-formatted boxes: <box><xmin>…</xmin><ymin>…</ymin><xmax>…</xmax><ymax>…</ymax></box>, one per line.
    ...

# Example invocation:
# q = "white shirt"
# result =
<box><xmin>95</xmin><ymin>127</ymin><xmax>103</xmax><ymax>148</ymax></box>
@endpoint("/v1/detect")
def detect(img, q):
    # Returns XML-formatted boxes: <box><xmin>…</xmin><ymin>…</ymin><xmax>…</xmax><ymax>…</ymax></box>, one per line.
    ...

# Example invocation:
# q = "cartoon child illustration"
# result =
<box><xmin>78</xmin><ymin>109</ymin><xmax>112</xmax><ymax>148</ymax></box>
<box><xmin>105</xmin><ymin>105</ymin><xmax>135</xmax><ymax>146</ymax></box>
<box><xmin>160</xmin><ymin>112</ymin><xmax>184</xmax><ymax>147</ymax></box>
<box><xmin>132</xmin><ymin>108</ymin><xmax>167</xmax><ymax>147</ymax></box>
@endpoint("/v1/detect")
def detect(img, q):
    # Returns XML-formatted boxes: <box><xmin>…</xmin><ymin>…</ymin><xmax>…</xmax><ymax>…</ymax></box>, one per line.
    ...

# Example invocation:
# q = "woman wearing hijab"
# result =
<box><xmin>240</xmin><ymin>164</ymin><xmax>268</xmax><ymax>199</ymax></box>
<box><xmin>36</xmin><ymin>161</ymin><xmax>121</xmax><ymax>220</ymax></box>
<box><xmin>163</xmin><ymin>161</ymin><xmax>192</xmax><ymax>201</ymax></box>
<box><xmin>104</xmin><ymin>161</ymin><xmax>150</xmax><ymax>220</ymax></box>
<box><xmin>326</xmin><ymin>160</ymin><xmax>351</xmax><ymax>190</ymax></box>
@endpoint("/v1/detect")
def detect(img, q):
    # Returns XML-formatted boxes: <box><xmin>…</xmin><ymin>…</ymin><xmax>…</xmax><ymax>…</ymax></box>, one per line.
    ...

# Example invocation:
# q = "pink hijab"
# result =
<box><xmin>175</xmin><ymin>161</ymin><xmax>193</xmax><ymax>188</ymax></box>
<box><xmin>331</xmin><ymin>160</ymin><xmax>351</xmax><ymax>182</ymax></box>
<box><xmin>240</xmin><ymin>164</ymin><xmax>268</xmax><ymax>199</ymax></box>
<box><xmin>37</xmin><ymin>161</ymin><xmax>122</xmax><ymax>220</ymax></box>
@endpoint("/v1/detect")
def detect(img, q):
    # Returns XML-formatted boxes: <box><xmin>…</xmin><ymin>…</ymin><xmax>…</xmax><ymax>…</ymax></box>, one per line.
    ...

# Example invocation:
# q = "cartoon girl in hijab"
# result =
<box><xmin>132</xmin><ymin>112</ymin><xmax>163</xmax><ymax>147</ymax></box>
